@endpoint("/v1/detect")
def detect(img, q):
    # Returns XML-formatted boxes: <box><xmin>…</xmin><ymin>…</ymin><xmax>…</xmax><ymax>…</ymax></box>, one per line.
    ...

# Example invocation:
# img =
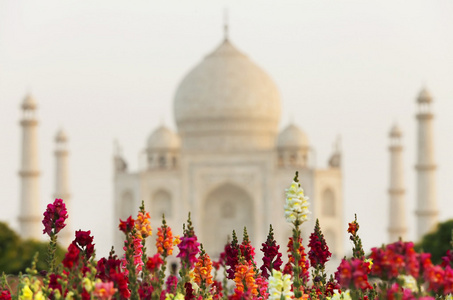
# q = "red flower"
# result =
<box><xmin>72</xmin><ymin>230</ymin><xmax>95</xmax><ymax>259</ymax></box>
<box><xmin>184</xmin><ymin>282</ymin><xmax>195</xmax><ymax>300</ymax></box>
<box><xmin>42</xmin><ymin>198</ymin><xmax>68</xmax><ymax>236</ymax></box>
<box><xmin>74</xmin><ymin>230</ymin><xmax>94</xmax><ymax>247</ymax></box>
<box><xmin>62</xmin><ymin>243</ymin><xmax>81</xmax><ymax>269</ymax></box>
<box><xmin>48</xmin><ymin>274</ymin><xmax>63</xmax><ymax>295</ymax></box>
<box><xmin>110</xmin><ymin>272</ymin><xmax>131</xmax><ymax>299</ymax></box>
<box><xmin>308</xmin><ymin>219</ymin><xmax>331</xmax><ymax>268</ymax></box>
<box><xmin>347</xmin><ymin>220</ymin><xmax>359</xmax><ymax>236</ymax></box>
<box><xmin>138</xmin><ymin>282</ymin><xmax>153</xmax><ymax>300</ymax></box>
<box><xmin>119</xmin><ymin>216</ymin><xmax>135</xmax><ymax>234</ymax></box>
<box><xmin>283</xmin><ymin>236</ymin><xmax>309</xmax><ymax>283</ymax></box>
<box><xmin>146</xmin><ymin>253</ymin><xmax>163</xmax><ymax>272</ymax></box>
<box><xmin>224</xmin><ymin>231</ymin><xmax>240</xmax><ymax>280</ymax></box>
<box><xmin>425</xmin><ymin>265</ymin><xmax>445</xmax><ymax>293</ymax></box>
<box><xmin>240</xmin><ymin>228</ymin><xmax>255</xmax><ymax>265</ymax></box>
<box><xmin>0</xmin><ymin>289</ymin><xmax>12</xmax><ymax>300</ymax></box>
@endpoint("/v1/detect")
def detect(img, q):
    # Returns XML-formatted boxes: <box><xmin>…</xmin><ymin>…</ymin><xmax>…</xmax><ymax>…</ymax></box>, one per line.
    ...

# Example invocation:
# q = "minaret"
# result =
<box><xmin>415</xmin><ymin>88</ymin><xmax>438</xmax><ymax>240</ymax></box>
<box><xmin>54</xmin><ymin>129</ymin><xmax>72</xmax><ymax>245</ymax></box>
<box><xmin>18</xmin><ymin>94</ymin><xmax>42</xmax><ymax>240</ymax></box>
<box><xmin>388</xmin><ymin>124</ymin><xmax>407</xmax><ymax>242</ymax></box>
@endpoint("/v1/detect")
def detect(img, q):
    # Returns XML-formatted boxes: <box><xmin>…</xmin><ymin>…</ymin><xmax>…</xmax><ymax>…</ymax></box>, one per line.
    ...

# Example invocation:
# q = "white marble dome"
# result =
<box><xmin>147</xmin><ymin>125</ymin><xmax>180</xmax><ymax>150</ymax></box>
<box><xmin>277</xmin><ymin>124</ymin><xmax>309</xmax><ymax>148</ymax></box>
<box><xmin>174</xmin><ymin>37</ymin><xmax>281</xmax><ymax>151</ymax></box>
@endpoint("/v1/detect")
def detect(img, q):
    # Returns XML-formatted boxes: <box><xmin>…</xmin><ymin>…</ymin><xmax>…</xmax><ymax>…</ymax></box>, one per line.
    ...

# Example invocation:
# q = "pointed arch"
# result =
<box><xmin>202</xmin><ymin>183</ymin><xmax>254</xmax><ymax>257</ymax></box>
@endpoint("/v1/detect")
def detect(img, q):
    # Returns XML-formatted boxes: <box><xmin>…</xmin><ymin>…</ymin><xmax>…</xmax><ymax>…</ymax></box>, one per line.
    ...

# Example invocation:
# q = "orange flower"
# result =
<box><xmin>194</xmin><ymin>249</ymin><xmax>213</xmax><ymax>287</ymax></box>
<box><xmin>135</xmin><ymin>211</ymin><xmax>152</xmax><ymax>239</ymax></box>
<box><xmin>233</xmin><ymin>262</ymin><xmax>258</xmax><ymax>296</ymax></box>
<box><xmin>156</xmin><ymin>224</ymin><xmax>174</xmax><ymax>256</ymax></box>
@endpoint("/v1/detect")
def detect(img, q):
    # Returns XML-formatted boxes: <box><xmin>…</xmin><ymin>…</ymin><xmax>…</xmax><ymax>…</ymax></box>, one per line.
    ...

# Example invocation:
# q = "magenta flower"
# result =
<box><xmin>177</xmin><ymin>235</ymin><xmax>200</xmax><ymax>268</ymax></box>
<box><xmin>42</xmin><ymin>198</ymin><xmax>68</xmax><ymax>236</ymax></box>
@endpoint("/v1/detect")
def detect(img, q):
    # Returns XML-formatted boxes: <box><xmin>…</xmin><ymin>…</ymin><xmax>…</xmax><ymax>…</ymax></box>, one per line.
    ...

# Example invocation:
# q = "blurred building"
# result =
<box><xmin>112</xmin><ymin>32</ymin><xmax>344</xmax><ymax>258</ymax></box>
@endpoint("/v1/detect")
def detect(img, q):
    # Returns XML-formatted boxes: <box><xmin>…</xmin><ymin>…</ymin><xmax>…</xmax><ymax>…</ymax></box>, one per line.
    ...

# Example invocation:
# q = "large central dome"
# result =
<box><xmin>174</xmin><ymin>37</ymin><xmax>281</xmax><ymax>152</ymax></box>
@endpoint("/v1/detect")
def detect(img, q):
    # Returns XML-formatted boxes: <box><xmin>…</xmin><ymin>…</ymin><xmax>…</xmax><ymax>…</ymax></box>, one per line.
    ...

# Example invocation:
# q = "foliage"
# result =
<box><xmin>416</xmin><ymin>219</ymin><xmax>453</xmax><ymax>264</ymax></box>
<box><xmin>0</xmin><ymin>222</ymin><xmax>65</xmax><ymax>275</ymax></box>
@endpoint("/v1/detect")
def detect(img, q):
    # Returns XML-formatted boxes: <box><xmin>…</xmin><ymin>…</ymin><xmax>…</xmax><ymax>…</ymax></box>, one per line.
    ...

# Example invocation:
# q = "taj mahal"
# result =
<box><xmin>16</xmin><ymin>29</ymin><xmax>438</xmax><ymax>259</ymax></box>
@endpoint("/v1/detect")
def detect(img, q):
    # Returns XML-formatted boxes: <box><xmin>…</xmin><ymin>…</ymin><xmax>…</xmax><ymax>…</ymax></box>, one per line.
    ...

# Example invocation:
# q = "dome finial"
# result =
<box><xmin>223</xmin><ymin>8</ymin><xmax>229</xmax><ymax>41</ymax></box>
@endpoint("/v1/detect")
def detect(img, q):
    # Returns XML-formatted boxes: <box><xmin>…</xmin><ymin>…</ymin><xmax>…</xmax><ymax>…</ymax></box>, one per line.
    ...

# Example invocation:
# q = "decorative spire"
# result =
<box><xmin>223</xmin><ymin>8</ymin><xmax>229</xmax><ymax>41</ymax></box>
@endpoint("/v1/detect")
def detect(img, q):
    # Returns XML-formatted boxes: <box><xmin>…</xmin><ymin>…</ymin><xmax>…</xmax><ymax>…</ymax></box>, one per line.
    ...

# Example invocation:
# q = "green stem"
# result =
<box><xmin>47</xmin><ymin>233</ymin><xmax>58</xmax><ymax>273</ymax></box>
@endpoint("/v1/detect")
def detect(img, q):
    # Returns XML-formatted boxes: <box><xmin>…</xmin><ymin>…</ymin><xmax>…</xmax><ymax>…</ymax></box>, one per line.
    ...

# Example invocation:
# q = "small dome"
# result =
<box><xmin>22</xmin><ymin>93</ymin><xmax>37</xmax><ymax>110</ymax></box>
<box><xmin>417</xmin><ymin>87</ymin><xmax>433</xmax><ymax>104</ymax></box>
<box><xmin>389</xmin><ymin>123</ymin><xmax>402</xmax><ymax>138</ymax></box>
<box><xmin>55</xmin><ymin>128</ymin><xmax>68</xmax><ymax>142</ymax></box>
<box><xmin>277</xmin><ymin>124</ymin><xmax>309</xmax><ymax>149</ymax></box>
<box><xmin>147</xmin><ymin>125</ymin><xmax>180</xmax><ymax>150</ymax></box>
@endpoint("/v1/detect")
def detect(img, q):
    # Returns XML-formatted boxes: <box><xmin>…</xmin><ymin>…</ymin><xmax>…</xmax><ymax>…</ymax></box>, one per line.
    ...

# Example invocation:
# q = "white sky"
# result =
<box><xmin>0</xmin><ymin>0</ymin><xmax>452</xmax><ymax>258</ymax></box>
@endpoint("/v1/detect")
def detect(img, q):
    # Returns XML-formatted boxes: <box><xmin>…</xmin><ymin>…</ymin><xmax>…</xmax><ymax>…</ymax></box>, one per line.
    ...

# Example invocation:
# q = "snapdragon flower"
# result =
<box><xmin>42</xmin><ymin>198</ymin><xmax>68</xmax><ymax>236</ymax></box>
<box><xmin>268</xmin><ymin>270</ymin><xmax>294</xmax><ymax>300</ymax></box>
<box><xmin>284</xmin><ymin>172</ymin><xmax>310</xmax><ymax>225</ymax></box>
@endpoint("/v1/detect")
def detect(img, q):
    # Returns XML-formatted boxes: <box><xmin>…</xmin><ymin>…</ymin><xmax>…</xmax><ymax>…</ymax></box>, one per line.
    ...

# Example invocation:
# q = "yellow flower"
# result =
<box><xmin>35</xmin><ymin>291</ymin><xmax>45</xmax><ymax>300</ymax></box>
<box><xmin>397</xmin><ymin>275</ymin><xmax>417</xmax><ymax>292</ymax></box>
<box><xmin>65</xmin><ymin>291</ymin><xmax>74</xmax><ymax>300</ymax></box>
<box><xmin>19</xmin><ymin>285</ymin><xmax>33</xmax><ymax>300</ymax></box>
<box><xmin>173</xmin><ymin>235</ymin><xmax>181</xmax><ymax>246</ymax></box>
<box><xmin>364</xmin><ymin>258</ymin><xmax>373</xmax><ymax>270</ymax></box>
<box><xmin>83</xmin><ymin>277</ymin><xmax>95</xmax><ymax>292</ymax></box>
<box><xmin>327</xmin><ymin>289</ymin><xmax>352</xmax><ymax>300</ymax></box>
<box><xmin>32</xmin><ymin>279</ymin><xmax>41</xmax><ymax>292</ymax></box>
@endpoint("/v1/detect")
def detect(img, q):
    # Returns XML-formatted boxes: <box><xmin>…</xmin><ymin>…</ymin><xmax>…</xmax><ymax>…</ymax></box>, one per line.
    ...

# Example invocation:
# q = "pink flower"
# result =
<box><xmin>335</xmin><ymin>258</ymin><xmax>372</xmax><ymax>291</ymax></box>
<box><xmin>42</xmin><ymin>198</ymin><xmax>68</xmax><ymax>236</ymax></box>
<box><xmin>133</xmin><ymin>237</ymin><xmax>144</xmax><ymax>273</ymax></box>
<box><xmin>93</xmin><ymin>281</ymin><xmax>117</xmax><ymax>300</ymax></box>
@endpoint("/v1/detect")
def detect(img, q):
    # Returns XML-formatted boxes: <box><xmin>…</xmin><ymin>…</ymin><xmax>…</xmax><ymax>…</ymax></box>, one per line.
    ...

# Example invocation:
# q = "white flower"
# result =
<box><xmin>328</xmin><ymin>289</ymin><xmax>352</xmax><ymax>300</ymax></box>
<box><xmin>397</xmin><ymin>274</ymin><xmax>418</xmax><ymax>292</ymax></box>
<box><xmin>268</xmin><ymin>270</ymin><xmax>294</xmax><ymax>300</ymax></box>
<box><xmin>284</xmin><ymin>180</ymin><xmax>310</xmax><ymax>224</ymax></box>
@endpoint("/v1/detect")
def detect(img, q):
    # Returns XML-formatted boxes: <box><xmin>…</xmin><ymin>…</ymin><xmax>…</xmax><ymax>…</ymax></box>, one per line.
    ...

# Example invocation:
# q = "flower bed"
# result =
<box><xmin>1</xmin><ymin>172</ymin><xmax>452</xmax><ymax>299</ymax></box>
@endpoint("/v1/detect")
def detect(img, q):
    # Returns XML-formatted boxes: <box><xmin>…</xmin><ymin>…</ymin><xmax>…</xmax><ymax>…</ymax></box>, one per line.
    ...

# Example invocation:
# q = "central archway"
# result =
<box><xmin>202</xmin><ymin>183</ymin><xmax>254</xmax><ymax>257</ymax></box>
